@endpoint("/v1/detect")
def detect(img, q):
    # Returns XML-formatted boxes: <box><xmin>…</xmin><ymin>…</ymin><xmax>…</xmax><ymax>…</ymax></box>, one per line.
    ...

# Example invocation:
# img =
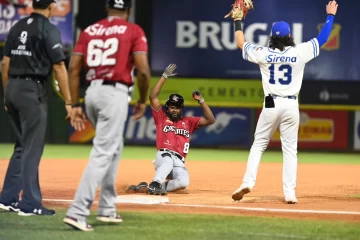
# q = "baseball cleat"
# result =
<box><xmin>63</xmin><ymin>216</ymin><xmax>94</xmax><ymax>232</ymax></box>
<box><xmin>232</xmin><ymin>187</ymin><xmax>251</xmax><ymax>201</ymax></box>
<box><xmin>97</xmin><ymin>213</ymin><xmax>123</xmax><ymax>223</ymax></box>
<box><xmin>285</xmin><ymin>197</ymin><xmax>298</xmax><ymax>204</ymax></box>
<box><xmin>18</xmin><ymin>207</ymin><xmax>55</xmax><ymax>216</ymax></box>
<box><xmin>126</xmin><ymin>182</ymin><xmax>148</xmax><ymax>193</ymax></box>
<box><xmin>147</xmin><ymin>181</ymin><xmax>167</xmax><ymax>195</ymax></box>
<box><xmin>0</xmin><ymin>202</ymin><xmax>20</xmax><ymax>212</ymax></box>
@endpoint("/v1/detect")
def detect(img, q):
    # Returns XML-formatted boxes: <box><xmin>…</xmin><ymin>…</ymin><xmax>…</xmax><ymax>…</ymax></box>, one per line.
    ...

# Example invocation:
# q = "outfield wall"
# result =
<box><xmin>1</xmin><ymin>76</ymin><xmax>359</xmax><ymax>152</ymax></box>
<box><xmin>62</xmin><ymin>78</ymin><xmax>360</xmax><ymax>152</ymax></box>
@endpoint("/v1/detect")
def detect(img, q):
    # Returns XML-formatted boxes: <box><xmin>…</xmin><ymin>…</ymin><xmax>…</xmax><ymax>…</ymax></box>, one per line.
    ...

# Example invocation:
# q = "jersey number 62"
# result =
<box><xmin>87</xmin><ymin>38</ymin><xmax>119</xmax><ymax>67</ymax></box>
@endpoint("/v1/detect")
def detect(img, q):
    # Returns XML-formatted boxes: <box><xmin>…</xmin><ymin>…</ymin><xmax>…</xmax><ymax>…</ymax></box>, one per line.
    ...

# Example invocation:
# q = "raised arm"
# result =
<box><xmin>234</xmin><ymin>21</ymin><xmax>245</xmax><ymax>49</ymax></box>
<box><xmin>149</xmin><ymin>64</ymin><xmax>177</xmax><ymax>111</ymax></box>
<box><xmin>192</xmin><ymin>90</ymin><xmax>215</xmax><ymax>127</ymax></box>
<box><xmin>224</xmin><ymin>0</ymin><xmax>254</xmax><ymax>49</ymax></box>
<box><xmin>317</xmin><ymin>1</ymin><xmax>338</xmax><ymax>47</ymax></box>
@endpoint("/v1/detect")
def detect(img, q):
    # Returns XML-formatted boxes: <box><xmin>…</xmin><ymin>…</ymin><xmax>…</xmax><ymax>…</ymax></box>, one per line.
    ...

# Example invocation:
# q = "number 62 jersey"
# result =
<box><xmin>152</xmin><ymin>107</ymin><xmax>202</xmax><ymax>158</ymax></box>
<box><xmin>242</xmin><ymin>38</ymin><xmax>320</xmax><ymax>98</ymax></box>
<box><xmin>73</xmin><ymin>16</ymin><xmax>148</xmax><ymax>86</ymax></box>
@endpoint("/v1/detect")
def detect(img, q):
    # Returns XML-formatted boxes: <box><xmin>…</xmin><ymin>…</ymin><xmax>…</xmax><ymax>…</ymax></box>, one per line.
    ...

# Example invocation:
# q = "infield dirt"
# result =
<box><xmin>0</xmin><ymin>159</ymin><xmax>359</xmax><ymax>222</ymax></box>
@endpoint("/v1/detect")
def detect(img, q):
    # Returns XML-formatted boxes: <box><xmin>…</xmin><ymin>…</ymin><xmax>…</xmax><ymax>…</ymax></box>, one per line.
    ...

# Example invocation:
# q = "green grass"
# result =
<box><xmin>0</xmin><ymin>144</ymin><xmax>359</xmax><ymax>164</ymax></box>
<box><xmin>349</xmin><ymin>194</ymin><xmax>360</xmax><ymax>199</ymax></box>
<box><xmin>0</xmin><ymin>209</ymin><xmax>359</xmax><ymax>240</ymax></box>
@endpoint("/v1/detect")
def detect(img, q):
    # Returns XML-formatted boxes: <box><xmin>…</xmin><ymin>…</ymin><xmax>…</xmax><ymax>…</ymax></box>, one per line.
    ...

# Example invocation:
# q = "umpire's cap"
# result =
<box><xmin>33</xmin><ymin>0</ymin><xmax>56</xmax><ymax>9</ymax></box>
<box><xmin>107</xmin><ymin>0</ymin><xmax>132</xmax><ymax>10</ymax></box>
<box><xmin>165</xmin><ymin>94</ymin><xmax>184</xmax><ymax>109</ymax></box>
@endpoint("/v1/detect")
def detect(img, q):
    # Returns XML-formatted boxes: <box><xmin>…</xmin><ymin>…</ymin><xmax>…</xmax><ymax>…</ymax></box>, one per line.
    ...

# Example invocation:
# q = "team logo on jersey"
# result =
<box><xmin>266</xmin><ymin>55</ymin><xmax>297</xmax><ymax>63</ymax></box>
<box><xmin>317</xmin><ymin>23</ymin><xmax>341</xmax><ymax>51</ymax></box>
<box><xmin>163</xmin><ymin>125</ymin><xmax>190</xmax><ymax>138</ymax></box>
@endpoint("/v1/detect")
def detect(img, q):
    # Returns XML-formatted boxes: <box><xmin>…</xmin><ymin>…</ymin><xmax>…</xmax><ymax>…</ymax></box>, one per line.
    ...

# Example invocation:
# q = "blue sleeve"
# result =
<box><xmin>316</xmin><ymin>15</ymin><xmax>335</xmax><ymax>47</ymax></box>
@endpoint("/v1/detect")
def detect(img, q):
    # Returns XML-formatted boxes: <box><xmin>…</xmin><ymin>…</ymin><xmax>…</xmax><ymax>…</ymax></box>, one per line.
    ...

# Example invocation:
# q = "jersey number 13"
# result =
<box><xmin>87</xmin><ymin>38</ymin><xmax>119</xmax><ymax>67</ymax></box>
<box><xmin>269</xmin><ymin>64</ymin><xmax>293</xmax><ymax>85</ymax></box>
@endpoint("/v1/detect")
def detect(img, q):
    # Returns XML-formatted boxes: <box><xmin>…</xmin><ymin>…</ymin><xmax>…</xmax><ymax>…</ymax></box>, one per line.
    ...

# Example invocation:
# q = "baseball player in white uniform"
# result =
<box><xmin>227</xmin><ymin>1</ymin><xmax>338</xmax><ymax>203</ymax></box>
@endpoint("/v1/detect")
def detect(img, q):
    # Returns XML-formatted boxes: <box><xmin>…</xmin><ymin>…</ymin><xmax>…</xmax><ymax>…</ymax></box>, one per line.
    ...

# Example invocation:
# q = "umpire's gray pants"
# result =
<box><xmin>67</xmin><ymin>81</ymin><xmax>129</xmax><ymax>221</ymax></box>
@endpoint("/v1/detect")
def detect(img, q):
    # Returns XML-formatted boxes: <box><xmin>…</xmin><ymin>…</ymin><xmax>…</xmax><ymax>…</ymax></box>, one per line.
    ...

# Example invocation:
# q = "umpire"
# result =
<box><xmin>0</xmin><ymin>0</ymin><xmax>72</xmax><ymax>216</ymax></box>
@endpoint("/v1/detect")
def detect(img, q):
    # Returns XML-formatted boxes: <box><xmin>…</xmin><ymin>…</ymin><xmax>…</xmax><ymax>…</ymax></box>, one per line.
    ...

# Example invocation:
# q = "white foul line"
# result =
<box><xmin>43</xmin><ymin>198</ymin><xmax>360</xmax><ymax>216</ymax></box>
<box><xmin>168</xmin><ymin>203</ymin><xmax>360</xmax><ymax>215</ymax></box>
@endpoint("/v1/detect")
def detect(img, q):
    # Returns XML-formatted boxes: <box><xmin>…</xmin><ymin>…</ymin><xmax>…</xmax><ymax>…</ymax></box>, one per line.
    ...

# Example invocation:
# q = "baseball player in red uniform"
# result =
<box><xmin>63</xmin><ymin>0</ymin><xmax>150</xmax><ymax>231</ymax></box>
<box><xmin>126</xmin><ymin>64</ymin><xmax>216</xmax><ymax>195</ymax></box>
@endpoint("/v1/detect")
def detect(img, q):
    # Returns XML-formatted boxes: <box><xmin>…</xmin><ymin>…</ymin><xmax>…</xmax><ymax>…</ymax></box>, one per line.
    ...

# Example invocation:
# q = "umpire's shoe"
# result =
<box><xmin>18</xmin><ymin>207</ymin><xmax>55</xmax><ymax>216</ymax></box>
<box><xmin>147</xmin><ymin>181</ymin><xmax>167</xmax><ymax>195</ymax></box>
<box><xmin>0</xmin><ymin>201</ymin><xmax>20</xmax><ymax>212</ymax></box>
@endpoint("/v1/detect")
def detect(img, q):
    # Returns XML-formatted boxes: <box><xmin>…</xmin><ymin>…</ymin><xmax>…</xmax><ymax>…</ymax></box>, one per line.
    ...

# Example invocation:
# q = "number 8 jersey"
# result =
<box><xmin>73</xmin><ymin>16</ymin><xmax>148</xmax><ymax>86</ymax></box>
<box><xmin>152</xmin><ymin>107</ymin><xmax>202</xmax><ymax>158</ymax></box>
<box><xmin>242</xmin><ymin>38</ymin><xmax>320</xmax><ymax>97</ymax></box>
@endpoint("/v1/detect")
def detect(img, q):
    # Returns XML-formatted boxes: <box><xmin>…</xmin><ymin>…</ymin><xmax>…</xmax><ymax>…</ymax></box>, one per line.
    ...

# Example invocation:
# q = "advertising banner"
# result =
<box><xmin>256</xmin><ymin>109</ymin><xmax>349</xmax><ymax>149</ymax></box>
<box><xmin>300</xmin><ymin>81</ymin><xmax>360</xmax><ymax>105</ymax></box>
<box><xmin>354</xmin><ymin>111</ymin><xmax>360</xmax><ymax>150</ymax></box>
<box><xmin>69</xmin><ymin>106</ymin><xmax>252</xmax><ymax>148</ymax></box>
<box><xmin>152</xmin><ymin>0</ymin><xmax>360</xmax><ymax>81</ymax></box>
<box><xmin>0</xmin><ymin>0</ymin><xmax>74</xmax><ymax>45</ymax></box>
<box><xmin>130</xmin><ymin>77</ymin><xmax>264</xmax><ymax>107</ymax></box>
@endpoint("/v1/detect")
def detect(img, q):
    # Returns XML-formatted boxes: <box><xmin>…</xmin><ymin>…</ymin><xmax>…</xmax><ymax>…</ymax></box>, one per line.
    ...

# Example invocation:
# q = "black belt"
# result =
<box><xmin>159</xmin><ymin>148</ymin><xmax>184</xmax><ymax>161</ymax></box>
<box><xmin>270</xmin><ymin>94</ymin><xmax>297</xmax><ymax>100</ymax></box>
<box><xmin>11</xmin><ymin>76</ymin><xmax>46</xmax><ymax>84</ymax></box>
<box><xmin>100</xmin><ymin>80</ymin><xmax>129</xmax><ymax>88</ymax></box>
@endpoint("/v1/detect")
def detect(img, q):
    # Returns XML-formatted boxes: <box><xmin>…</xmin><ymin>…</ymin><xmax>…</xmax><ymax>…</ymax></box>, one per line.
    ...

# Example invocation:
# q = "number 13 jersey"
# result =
<box><xmin>242</xmin><ymin>38</ymin><xmax>320</xmax><ymax>97</ymax></box>
<box><xmin>152</xmin><ymin>107</ymin><xmax>202</xmax><ymax>158</ymax></box>
<box><xmin>73</xmin><ymin>16</ymin><xmax>148</xmax><ymax>86</ymax></box>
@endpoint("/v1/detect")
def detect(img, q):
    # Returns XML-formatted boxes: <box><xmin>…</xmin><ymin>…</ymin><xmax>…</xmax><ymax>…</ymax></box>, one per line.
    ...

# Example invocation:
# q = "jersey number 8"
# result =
<box><xmin>87</xmin><ymin>38</ymin><xmax>119</xmax><ymax>67</ymax></box>
<box><xmin>269</xmin><ymin>64</ymin><xmax>292</xmax><ymax>85</ymax></box>
<box><xmin>183</xmin><ymin>143</ymin><xmax>190</xmax><ymax>153</ymax></box>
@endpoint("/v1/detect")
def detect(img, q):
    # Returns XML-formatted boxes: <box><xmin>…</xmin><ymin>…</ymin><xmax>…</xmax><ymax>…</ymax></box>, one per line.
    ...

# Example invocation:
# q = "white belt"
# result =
<box><xmin>90</xmin><ymin>79</ymin><xmax>128</xmax><ymax>92</ymax></box>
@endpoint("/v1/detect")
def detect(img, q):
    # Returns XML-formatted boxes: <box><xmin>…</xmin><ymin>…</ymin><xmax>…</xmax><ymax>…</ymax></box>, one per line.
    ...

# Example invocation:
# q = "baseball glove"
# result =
<box><xmin>125</xmin><ymin>182</ymin><xmax>148</xmax><ymax>193</ymax></box>
<box><xmin>224</xmin><ymin>0</ymin><xmax>254</xmax><ymax>20</ymax></box>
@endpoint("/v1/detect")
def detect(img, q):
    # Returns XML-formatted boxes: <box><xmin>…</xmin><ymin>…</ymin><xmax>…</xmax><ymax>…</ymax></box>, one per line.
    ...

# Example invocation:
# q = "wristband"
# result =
<box><xmin>72</xmin><ymin>103</ymin><xmax>82</xmax><ymax>108</ymax></box>
<box><xmin>234</xmin><ymin>20</ymin><xmax>242</xmax><ymax>31</ymax></box>
<box><xmin>198</xmin><ymin>99</ymin><xmax>204</xmax><ymax>104</ymax></box>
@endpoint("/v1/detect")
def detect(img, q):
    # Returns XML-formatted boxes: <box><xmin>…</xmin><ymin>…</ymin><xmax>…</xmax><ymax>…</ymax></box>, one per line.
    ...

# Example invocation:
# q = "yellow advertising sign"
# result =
<box><xmin>272</xmin><ymin>118</ymin><xmax>334</xmax><ymax>142</ymax></box>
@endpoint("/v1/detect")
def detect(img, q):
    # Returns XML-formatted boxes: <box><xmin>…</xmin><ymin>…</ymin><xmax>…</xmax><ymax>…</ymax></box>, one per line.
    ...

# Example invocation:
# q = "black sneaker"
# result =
<box><xmin>18</xmin><ymin>207</ymin><xmax>56</xmax><ymax>216</ymax></box>
<box><xmin>0</xmin><ymin>201</ymin><xmax>20</xmax><ymax>212</ymax></box>
<box><xmin>147</xmin><ymin>181</ymin><xmax>167</xmax><ymax>195</ymax></box>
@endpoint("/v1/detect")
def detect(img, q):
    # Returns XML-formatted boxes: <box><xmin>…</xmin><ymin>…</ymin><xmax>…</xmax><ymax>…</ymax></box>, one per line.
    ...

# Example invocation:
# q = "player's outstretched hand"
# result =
<box><xmin>162</xmin><ymin>64</ymin><xmax>177</xmax><ymax>79</ymax></box>
<box><xmin>192</xmin><ymin>90</ymin><xmax>204</xmax><ymax>104</ymax></box>
<box><xmin>326</xmin><ymin>0</ymin><xmax>338</xmax><ymax>15</ymax></box>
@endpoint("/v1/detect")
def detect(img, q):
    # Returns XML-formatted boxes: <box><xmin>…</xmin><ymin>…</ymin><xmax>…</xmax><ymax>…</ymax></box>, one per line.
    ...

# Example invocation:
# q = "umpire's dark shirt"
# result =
<box><xmin>3</xmin><ymin>12</ymin><xmax>65</xmax><ymax>78</ymax></box>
